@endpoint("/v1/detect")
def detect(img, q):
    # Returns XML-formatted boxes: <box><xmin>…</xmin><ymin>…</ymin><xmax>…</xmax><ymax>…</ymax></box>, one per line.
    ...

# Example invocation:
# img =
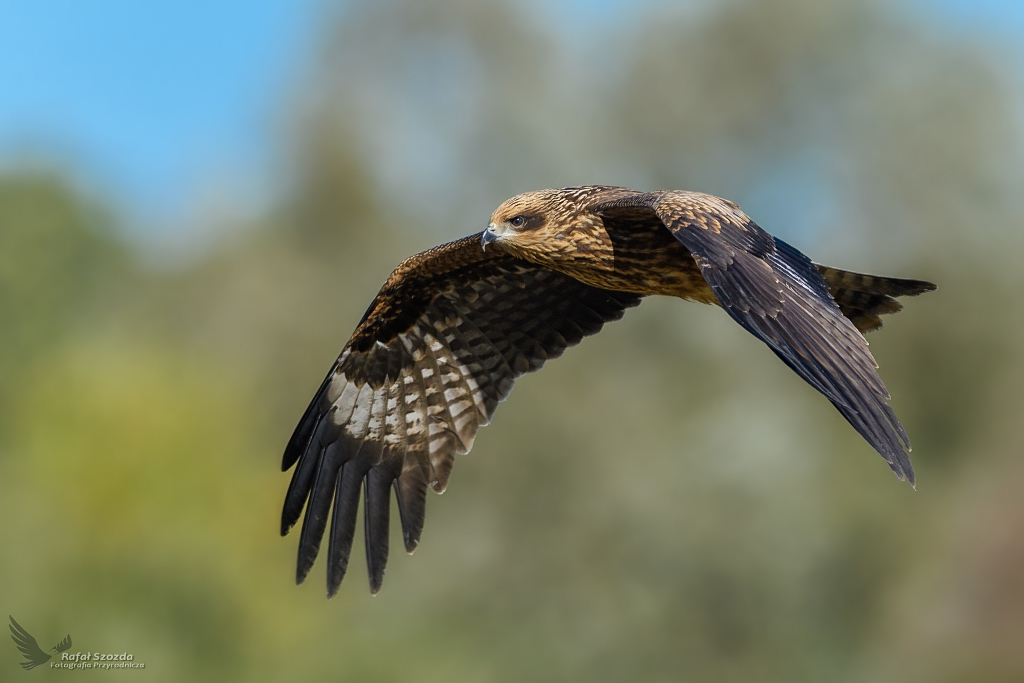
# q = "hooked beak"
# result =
<box><xmin>481</xmin><ymin>224</ymin><xmax>499</xmax><ymax>250</ymax></box>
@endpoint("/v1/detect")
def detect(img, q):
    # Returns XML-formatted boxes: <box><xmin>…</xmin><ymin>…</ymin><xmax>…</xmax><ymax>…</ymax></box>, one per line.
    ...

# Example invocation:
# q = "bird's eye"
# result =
<box><xmin>510</xmin><ymin>216</ymin><xmax>525</xmax><ymax>228</ymax></box>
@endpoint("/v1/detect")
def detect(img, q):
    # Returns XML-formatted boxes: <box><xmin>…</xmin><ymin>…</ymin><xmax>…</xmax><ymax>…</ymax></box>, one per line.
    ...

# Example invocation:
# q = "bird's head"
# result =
<box><xmin>483</xmin><ymin>189</ymin><xmax>564</xmax><ymax>251</ymax></box>
<box><xmin>481</xmin><ymin>187</ymin><xmax>613</xmax><ymax>267</ymax></box>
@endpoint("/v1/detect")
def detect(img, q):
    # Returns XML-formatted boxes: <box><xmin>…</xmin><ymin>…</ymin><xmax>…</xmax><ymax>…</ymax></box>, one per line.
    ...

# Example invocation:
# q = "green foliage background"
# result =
<box><xmin>3</xmin><ymin>0</ymin><xmax>1024</xmax><ymax>680</ymax></box>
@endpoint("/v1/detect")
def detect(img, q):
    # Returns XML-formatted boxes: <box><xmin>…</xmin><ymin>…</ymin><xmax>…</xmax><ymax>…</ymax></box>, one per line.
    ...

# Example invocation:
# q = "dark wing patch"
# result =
<box><xmin>595</xmin><ymin>191</ymin><xmax>916</xmax><ymax>485</ymax></box>
<box><xmin>282</xmin><ymin>234</ymin><xmax>641</xmax><ymax>595</ymax></box>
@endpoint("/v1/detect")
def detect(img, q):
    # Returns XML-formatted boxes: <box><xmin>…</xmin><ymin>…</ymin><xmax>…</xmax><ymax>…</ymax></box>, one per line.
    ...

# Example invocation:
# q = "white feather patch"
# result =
<box><xmin>330</xmin><ymin>381</ymin><xmax>360</xmax><ymax>427</ymax></box>
<box><xmin>344</xmin><ymin>383</ymin><xmax>375</xmax><ymax>438</ymax></box>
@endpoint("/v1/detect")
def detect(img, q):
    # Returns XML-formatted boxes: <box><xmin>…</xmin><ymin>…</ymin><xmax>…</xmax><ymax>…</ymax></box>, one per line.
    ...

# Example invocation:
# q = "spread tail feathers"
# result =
<box><xmin>816</xmin><ymin>265</ymin><xmax>936</xmax><ymax>333</ymax></box>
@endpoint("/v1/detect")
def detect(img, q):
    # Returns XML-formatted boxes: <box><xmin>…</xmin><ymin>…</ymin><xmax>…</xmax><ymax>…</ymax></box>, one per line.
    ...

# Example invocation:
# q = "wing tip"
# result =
<box><xmin>888</xmin><ymin>455</ymin><xmax>916</xmax><ymax>488</ymax></box>
<box><xmin>326</xmin><ymin>563</ymin><xmax>347</xmax><ymax>598</ymax></box>
<box><xmin>295</xmin><ymin>560</ymin><xmax>313</xmax><ymax>586</ymax></box>
<box><xmin>280</xmin><ymin>515</ymin><xmax>296</xmax><ymax>537</ymax></box>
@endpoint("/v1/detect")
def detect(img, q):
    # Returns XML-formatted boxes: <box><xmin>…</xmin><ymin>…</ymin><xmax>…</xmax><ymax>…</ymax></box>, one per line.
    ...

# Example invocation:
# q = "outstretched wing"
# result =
<box><xmin>282</xmin><ymin>234</ymin><xmax>642</xmax><ymax>595</ymax></box>
<box><xmin>9</xmin><ymin>616</ymin><xmax>52</xmax><ymax>670</ymax></box>
<box><xmin>53</xmin><ymin>634</ymin><xmax>72</xmax><ymax>653</ymax></box>
<box><xmin>596</xmin><ymin>191</ymin><xmax>915</xmax><ymax>485</ymax></box>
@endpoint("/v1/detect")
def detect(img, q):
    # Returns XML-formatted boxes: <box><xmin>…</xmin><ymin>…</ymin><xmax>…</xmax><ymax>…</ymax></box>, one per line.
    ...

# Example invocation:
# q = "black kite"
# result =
<box><xmin>280</xmin><ymin>186</ymin><xmax>936</xmax><ymax>595</ymax></box>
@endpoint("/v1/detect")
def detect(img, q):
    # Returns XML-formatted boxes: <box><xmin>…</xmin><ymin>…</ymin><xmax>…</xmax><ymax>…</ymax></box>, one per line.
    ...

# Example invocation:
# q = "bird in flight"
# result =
<box><xmin>9</xmin><ymin>616</ymin><xmax>72</xmax><ymax>670</ymax></box>
<box><xmin>280</xmin><ymin>186</ymin><xmax>935</xmax><ymax>596</ymax></box>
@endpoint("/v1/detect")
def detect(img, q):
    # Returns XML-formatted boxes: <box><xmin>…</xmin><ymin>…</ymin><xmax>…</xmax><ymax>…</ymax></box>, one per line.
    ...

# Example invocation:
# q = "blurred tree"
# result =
<box><xmin>0</xmin><ymin>174</ymin><xmax>129</xmax><ymax>439</ymax></box>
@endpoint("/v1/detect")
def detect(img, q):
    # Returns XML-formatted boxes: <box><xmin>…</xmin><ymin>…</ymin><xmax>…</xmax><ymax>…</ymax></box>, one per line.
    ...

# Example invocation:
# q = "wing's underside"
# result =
<box><xmin>281</xmin><ymin>235</ymin><xmax>642</xmax><ymax>595</ymax></box>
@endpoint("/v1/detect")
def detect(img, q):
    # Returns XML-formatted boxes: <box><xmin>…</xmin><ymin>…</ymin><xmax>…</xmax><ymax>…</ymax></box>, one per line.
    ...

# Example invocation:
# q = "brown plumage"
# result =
<box><xmin>281</xmin><ymin>186</ymin><xmax>935</xmax><ymax>596</ymax></box>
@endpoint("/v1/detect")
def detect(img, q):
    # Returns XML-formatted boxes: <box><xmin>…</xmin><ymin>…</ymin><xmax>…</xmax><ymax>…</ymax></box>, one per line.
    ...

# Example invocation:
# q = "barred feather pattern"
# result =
<box><xmin>281</xmin><ymin>252</ymin><xmax>642</xmax><ymax>595</ymax></box>
<box><xmin>816</xmin><ymin>266</ymin><xmax>936</xmax><ymax>333</ymax></box>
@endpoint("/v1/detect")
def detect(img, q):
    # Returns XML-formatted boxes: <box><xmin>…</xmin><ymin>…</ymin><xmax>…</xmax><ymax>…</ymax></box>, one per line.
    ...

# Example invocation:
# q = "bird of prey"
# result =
<box><xmin>9</xmin><ymin>616</ymin><xmax>72</xmax><ymax>670</ymax></box>
<box><xmin>280</xmin><ymin>186</ymin><xmax>935</xmax><ymax>596</ymax></box>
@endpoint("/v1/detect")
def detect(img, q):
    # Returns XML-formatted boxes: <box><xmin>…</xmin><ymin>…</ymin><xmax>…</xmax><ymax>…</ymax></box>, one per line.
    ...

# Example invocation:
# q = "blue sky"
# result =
<box><xmin>0</xmin><ymin>0</ymin><xmax>323</xmax><ymax>230</ymax></box>
<box><xmin>0</xmin><ymin>0</ymin><xmax>1021</xmax><ymax>234</ymax></box>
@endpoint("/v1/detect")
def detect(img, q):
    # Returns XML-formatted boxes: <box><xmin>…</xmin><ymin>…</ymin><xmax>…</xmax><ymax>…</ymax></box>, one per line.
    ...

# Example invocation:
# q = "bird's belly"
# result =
<box><xmin>632</xmin><ymin>268</ymin><xmax>718</xmax><ymax>303</ymax></box>
<box><xmin>563</xmin><ymin>250</ymin><xmax>719</xmax><ymax>304</ymax></box>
